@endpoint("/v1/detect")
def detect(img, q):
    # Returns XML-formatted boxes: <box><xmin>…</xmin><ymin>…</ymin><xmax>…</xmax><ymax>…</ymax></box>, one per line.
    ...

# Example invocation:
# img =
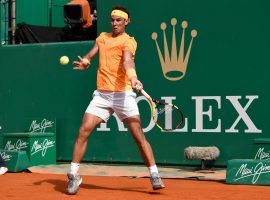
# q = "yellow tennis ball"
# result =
<box><xmin>60</xmin><ymin>56</ymin><xmax>69</xmax><ymax>65</ymax></box>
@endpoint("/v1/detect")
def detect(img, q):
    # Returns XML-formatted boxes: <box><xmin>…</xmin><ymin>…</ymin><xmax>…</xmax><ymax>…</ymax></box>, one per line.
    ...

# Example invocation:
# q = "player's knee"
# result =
<box><xmin>78</xmin><ymin>125</ymin><xmax>91</xmax><ymax>139</ymax></box>
<box><xmin>132</xmin><ymin>123</ymin><xmax>143</xmax><ymax>134</ymax></box>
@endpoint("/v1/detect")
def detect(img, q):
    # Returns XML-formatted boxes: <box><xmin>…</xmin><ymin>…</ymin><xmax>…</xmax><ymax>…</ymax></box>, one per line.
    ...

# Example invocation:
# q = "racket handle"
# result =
<box><xmin>141</xmin><ymin>89</ymin><xmax>151</xmax><ymax>99</ymax></box>
<box><xmin>135</xmin><ymin>85</ymin><xmax>142</xmax><ymax>91</ymax></box>
<box><xmin>135</xmin><ymin>85</ymin><xmax>151</xmax><ymax>99</ymax></box>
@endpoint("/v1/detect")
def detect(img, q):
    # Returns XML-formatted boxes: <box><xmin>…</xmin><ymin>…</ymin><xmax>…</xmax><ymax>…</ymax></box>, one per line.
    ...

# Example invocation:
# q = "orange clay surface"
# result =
<box><xmin>0</xmin><ymin>172</ymin><xmax>269</xmax><ymax>200</ymax></box>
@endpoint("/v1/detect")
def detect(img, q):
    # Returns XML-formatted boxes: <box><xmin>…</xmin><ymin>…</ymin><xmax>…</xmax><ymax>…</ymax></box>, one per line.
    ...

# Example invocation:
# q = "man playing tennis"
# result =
<box><xmin>67</xmin><ymin>6</ymin><xmax>165</xmax><ymax>194</ymax></box>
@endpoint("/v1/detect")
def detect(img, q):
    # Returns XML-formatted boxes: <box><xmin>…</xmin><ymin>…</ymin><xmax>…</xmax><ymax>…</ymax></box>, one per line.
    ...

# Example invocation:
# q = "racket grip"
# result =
<box><xmin>135</xmin><ymin>85</ymin><xmax>151</xmax><ymax>99</ymax></box>
<box><xmin>135</xmin><ymin>85</ymin><xmax>142</xmax><ymax>91</ymax></box>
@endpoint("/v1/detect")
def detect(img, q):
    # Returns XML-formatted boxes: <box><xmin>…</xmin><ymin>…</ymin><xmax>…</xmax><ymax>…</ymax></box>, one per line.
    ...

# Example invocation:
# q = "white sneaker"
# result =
<box><xmin>0</xmin><ymin>167</ymin><xmax>8</xmax><ymax>175</ymax></box>
<box><xmin>150</xmin><ymin>172</ymin><xmax>165</xmax><ymax>190</ymax></box>
<box><xmin>67</xmin><ymin>172</ymin><xmax>82</xmax><ymax>195</ymax></box>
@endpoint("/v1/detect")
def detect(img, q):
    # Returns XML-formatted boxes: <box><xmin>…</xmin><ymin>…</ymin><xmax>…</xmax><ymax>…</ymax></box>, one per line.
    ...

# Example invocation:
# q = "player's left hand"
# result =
<box><xmin>73</xmin><ymin>56</ymin><xmax>90</xmax><ymax>70</ymax></box>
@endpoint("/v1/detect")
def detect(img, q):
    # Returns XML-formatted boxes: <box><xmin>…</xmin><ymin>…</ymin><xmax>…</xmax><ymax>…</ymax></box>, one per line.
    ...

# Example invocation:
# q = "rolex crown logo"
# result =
<box><xmin>152</xmin><ymin>18</ymin><xmax>197</xmax><ymax>81</ymax></box>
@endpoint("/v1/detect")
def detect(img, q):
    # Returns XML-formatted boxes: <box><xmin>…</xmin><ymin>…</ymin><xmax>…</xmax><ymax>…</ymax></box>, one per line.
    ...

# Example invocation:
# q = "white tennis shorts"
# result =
<box><xmin>85</xmin><ymin>90</ymin><xmax>139</xmax><ymax>121</ymax></box>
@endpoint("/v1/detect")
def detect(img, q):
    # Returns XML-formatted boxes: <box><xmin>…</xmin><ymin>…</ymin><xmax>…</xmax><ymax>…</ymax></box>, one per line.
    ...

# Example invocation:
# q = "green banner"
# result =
<box><xmin>0</xmin><ymin>0</ymin><xmax>269</xmax><ymax>166</ymax></box>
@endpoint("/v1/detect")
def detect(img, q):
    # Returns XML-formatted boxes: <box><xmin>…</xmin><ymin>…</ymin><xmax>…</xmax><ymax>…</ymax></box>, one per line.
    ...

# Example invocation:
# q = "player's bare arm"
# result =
<box><xmin>73</xmin><ymin>43</ymin><xmax>99</xmax><ymax>70</ymax></box>
<box><xmin>123</xmin><ymin>50</ymin><xmax>143</xmax><ymax>89</ymax></box>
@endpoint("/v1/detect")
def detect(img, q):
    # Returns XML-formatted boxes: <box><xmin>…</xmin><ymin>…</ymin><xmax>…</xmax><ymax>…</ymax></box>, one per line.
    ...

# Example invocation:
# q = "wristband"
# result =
<box><xmin>82</xmin><ymin>57</ymin><xmax>90</xmax><ymax>65</ymax></box>
<box><xmin>126</xmin><ymin>68</ymin><xmax>137</xmax><ymax>80</ymax></box>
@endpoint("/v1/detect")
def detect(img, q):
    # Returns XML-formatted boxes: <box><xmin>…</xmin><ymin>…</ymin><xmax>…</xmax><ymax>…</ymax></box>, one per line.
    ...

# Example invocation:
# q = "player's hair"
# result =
<box><xmin>111</xmin><ymin>6</ymin><xmax>130</xmax><ymax>18</ymax></box>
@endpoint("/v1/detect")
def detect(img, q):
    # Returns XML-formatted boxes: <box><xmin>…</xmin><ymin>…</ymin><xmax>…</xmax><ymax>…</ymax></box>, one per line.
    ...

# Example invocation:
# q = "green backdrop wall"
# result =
<box><xmin>0</xmin><ymin>0</ymin><xmax>269</xmax><ymax>166</ymax></box>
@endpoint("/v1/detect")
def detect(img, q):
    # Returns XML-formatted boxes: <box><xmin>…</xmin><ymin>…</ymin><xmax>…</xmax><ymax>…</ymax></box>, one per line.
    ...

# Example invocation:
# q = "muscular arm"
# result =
<box><xmin>84</xmin><ymin>43</ymin><xmax>99</xmax><ymax>63</ymax></box>
<box><xmin>123</xmin><ymin>50</ymin><xmax>136</xmax><ymax>72</ymax></box>
<box><xmin>73</xmin><ymin>43</ymin><xmax>99</xmax><ymax>70</ymax></box>
<box><xmin>123</xmin><ymin>50</ymin><xmax>143</xmax><ymax>89</ymax></box>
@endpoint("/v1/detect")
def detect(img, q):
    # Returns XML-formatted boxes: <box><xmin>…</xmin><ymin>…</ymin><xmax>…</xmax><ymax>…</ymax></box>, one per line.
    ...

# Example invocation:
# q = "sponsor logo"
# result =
<box><xmin>152</xmin><ymin>18</ymin><xmax>197</xmax><ymax>81</ymax></box>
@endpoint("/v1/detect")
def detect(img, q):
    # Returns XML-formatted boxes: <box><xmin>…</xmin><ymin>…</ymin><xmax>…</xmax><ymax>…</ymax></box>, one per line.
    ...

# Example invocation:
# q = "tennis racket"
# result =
<box><xmin>136</xmin><ymin>86</ymin><xmax>184</xmax><ymax>131</ymax></box>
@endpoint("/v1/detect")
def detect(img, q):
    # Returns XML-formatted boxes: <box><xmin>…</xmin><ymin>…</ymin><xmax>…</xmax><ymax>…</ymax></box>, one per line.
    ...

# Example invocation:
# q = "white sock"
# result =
<box><xmin>70</xmin><ymin>162</ymin><xmax>80</xmax><ymax>175</ymax></box>
<box><xmin>148</xmin><ymin>165</ymin><xmax>159</xmax><ymax>175</ymax></box>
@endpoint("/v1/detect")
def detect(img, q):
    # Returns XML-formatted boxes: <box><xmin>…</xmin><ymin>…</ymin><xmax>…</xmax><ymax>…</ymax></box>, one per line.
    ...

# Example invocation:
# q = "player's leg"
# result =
<box><xmin>124</xmin><ymin>115</ymin><xmax>155</xmax><ymax>166</ymax></box>
<box><xmin>72</xmin><ymin>113</ymin><xmax>104</xmax><ymax>163</ymax></box>
<box><xmin>67</xmin><ymin>90</ymin><xmax>113</xmax><ymax>195</ymax></box>
<box><xmin>67</xmin><ymin>113</ymin><xmax>103</xmax><ymax>195</ymax></box>
<box><xmin>124</xmin><ymin>115</ymin><xmax>165</xmax><ymax>190</ymax></box>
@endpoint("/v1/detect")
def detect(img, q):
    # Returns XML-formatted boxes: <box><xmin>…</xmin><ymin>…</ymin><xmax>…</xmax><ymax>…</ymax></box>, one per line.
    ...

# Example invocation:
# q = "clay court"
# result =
<box><xmin>1</xmin><ymin>172</ymin><xmax>269</xmax><ymax>200</ymax></box>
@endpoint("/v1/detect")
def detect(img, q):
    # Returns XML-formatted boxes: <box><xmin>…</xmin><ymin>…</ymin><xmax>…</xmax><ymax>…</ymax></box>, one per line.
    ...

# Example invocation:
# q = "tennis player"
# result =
<box><xmin>67</xmin><ymin>6</ymin><xmax>165</xmax><ymax>194</ymax></box>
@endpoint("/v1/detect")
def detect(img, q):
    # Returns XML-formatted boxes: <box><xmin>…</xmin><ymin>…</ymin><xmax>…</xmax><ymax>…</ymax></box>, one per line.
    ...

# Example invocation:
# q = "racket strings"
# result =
<box><xmin>155</xmin><ymin>104</ymin><xmax>184</xmax><ymax>131</ymax></box>
<box><xmin>157</xmin><ymin>105</ymin><xmax>173</xmax><ymax>115</ymax></box>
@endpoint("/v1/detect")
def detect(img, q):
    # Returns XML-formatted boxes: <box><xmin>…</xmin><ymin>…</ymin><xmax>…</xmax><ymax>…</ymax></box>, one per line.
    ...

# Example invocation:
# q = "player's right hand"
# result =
<box><xmin>73</xmin><ymin>56</ymin><xmax>90</xmax><ymax>70</ymax></box>
<box><xmin>131</xmin><ymin>78</ymin><xmax>143</xmax><ymax>90</ymax></box>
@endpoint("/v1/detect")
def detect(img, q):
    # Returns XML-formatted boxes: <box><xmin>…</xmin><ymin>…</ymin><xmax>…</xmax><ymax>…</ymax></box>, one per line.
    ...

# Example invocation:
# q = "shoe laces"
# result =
<box><xmin>67</xmin><ymin>173</ymin><xmax>80</xmax><ymax>184</ymax></box>
<box><xmin>151</xmin><ymin>173</ymin><xmax>162</xmax><ymax>184</ymax></box>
